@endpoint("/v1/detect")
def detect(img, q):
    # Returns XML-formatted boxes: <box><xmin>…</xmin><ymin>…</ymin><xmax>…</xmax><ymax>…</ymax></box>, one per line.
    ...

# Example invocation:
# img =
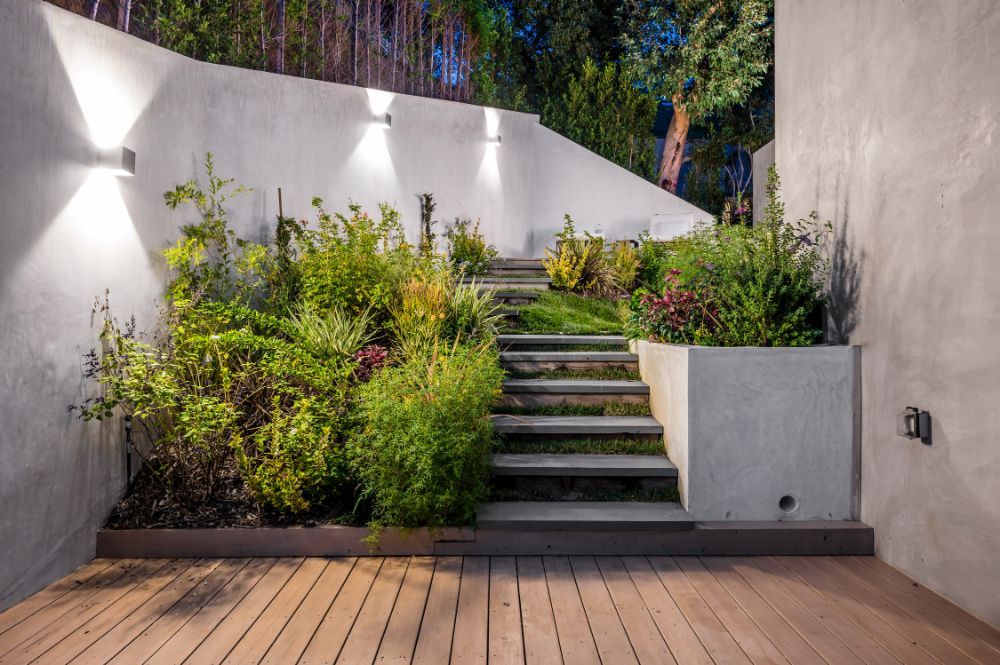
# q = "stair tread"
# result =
<box><xmin>467</xmin><ymin>276</ymin><xmax>551</xmax><ymax>283</ymax></box>
<box><xmin>492</xmin><ymin>415</ymin><xmax>663</xmax><ymax>434</ymax></box>
<box><xmin>502</xmin><ymin>379</ymin><xmax>648</xmax><ymax>394</ymax></box>
<box><xmin>501</xmin><ymin>351</ymin><xmax>637</xmax><ymax>361</ymax></box>
<box><xmin>497</xmin><ymin>334</ymin><xmax>626</xmax><ymax>346</ymax></box>
<box><xmin>477</xmin><ymin>501</ymin><xmax>693</xmax><ymax>530</ymax></box>
<box><xmin>492</xmin><ymin>454</ymin><xmax>676</xmax><ymax>476</ymax></box>
<box><xmin>491</xmin><ymin>291</ymin><xmax>540</xmax><ymax>299</ymax></box>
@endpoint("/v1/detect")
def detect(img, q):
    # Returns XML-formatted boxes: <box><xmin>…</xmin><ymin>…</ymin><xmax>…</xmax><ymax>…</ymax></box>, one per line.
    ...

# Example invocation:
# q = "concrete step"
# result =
<box><xmin>465</xmin><ymin>277</ymin><xmax>551</xmax><ymax>291</ymax></box>
<box><xmin>497</xmin><ymin>334</ymin><xmax>627</xmax><ymax>348</ymax></box>
<box><xmin>476</xmin><ymin>501</ymin><xmax>694</xmax><ymax>530</ymax></box>
<box><xmin>500</xmin><ymin>351</ymin><xmax>638</xmax><ymax>372</ymax></box>
<box><xmin>499</xmin><ymin>379</ymin><xmax>648</xmax><ymax>407</ymax></box>
<box><xmin>492</xmin><ymin>454</ymin><xmax>676</xmax><ymax>477</ymax></box>
<box><xmin>491</xmin><ymin>291</ymin><xmax>540</xmax><ymax>306</ymax></box>
<box><xmin>499</xmin><ymin>308</ymin><xmax>520</xmax><ymax>320</ymax></box>
<box><xmin>492</xmin><ymin>415</ymin><xmax>662</xmax><ymax>440</ymax></box>
<box><xmin>490</xmin><ymin>258</ymin><xmax>545</xmax><ymax>271</ymax></box>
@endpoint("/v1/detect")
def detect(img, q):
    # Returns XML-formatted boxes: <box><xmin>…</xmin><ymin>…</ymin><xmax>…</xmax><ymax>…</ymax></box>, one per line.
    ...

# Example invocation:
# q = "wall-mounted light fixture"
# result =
<box><xmin>488</xmin><ymin>134</ymin><xmax>502</xmax><ymax>146</ymax></box>
<box><xmin>374</xmin><ymin>112</ymin><xmax>392</xmax><ymax>129</ymax></box>
<box><xmin>96</xmin><ymin>146</ymin><xmax>136</xmax><ymax>177</ymax></box>
<box><xmin>897</xmin><ymin>406</ymin><xmax>931</xmax><ymax>445</ymax></box>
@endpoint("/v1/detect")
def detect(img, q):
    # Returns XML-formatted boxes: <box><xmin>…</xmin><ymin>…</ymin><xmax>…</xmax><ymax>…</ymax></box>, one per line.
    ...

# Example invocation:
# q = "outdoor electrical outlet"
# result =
<box><xmin>897</xmin><ymin>406</ymin><xmax>931</xmax><ymax>445</ymax></box>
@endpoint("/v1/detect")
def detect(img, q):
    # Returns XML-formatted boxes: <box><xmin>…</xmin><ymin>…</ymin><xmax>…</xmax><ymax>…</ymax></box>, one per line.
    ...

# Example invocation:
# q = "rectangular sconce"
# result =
<box><xmin>374</xmin><ymin>112</ymin><xmax>391</xmax><ymax>129</ymax></box>
<box><xmin>488</xmin><ymin>135</ymin><xmax>502</xmax><ymax>145</ymax></box>
<box><xmin>97</xmin><ymin>146</ymin><xmax>136</xmax><ymax>177</ymax></box>
<box><xmin>897</xmin><ymin>406</ymin><xmax>931</xmax><ymax>444</ymax></box>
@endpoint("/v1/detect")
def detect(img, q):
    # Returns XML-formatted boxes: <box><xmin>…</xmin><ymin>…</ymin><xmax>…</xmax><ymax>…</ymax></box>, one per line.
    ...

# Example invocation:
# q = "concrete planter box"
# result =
<box><xmin>633</xmin><ymin>340</ymin><xmax>861</xmax><ymax>521</ymax></box>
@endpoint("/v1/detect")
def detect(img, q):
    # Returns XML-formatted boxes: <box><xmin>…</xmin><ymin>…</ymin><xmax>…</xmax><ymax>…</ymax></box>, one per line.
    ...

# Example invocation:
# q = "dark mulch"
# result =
<box><xmin>104</xmin><ymin>463</ymin><xmax>366</xmax><ymax>530</ymax></box>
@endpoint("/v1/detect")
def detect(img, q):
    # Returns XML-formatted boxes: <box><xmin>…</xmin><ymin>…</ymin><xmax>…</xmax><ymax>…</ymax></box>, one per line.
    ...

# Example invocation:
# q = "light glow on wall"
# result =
<box><xmin>349</xmin><ymin>88</ymin><xmax>397</xmax><ymax>175</ymax></box>
<box><xmin>478</xmin><ymin>107</ymin><xmax>503</xmax><ymax>186</ymax></box>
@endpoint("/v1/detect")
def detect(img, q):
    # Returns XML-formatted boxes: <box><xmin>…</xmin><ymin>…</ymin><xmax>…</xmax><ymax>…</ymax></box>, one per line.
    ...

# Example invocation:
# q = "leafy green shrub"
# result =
<box><xmin>237</xmin><ymin>396</ymin><xmax>346</xmax><ymax>514</ymax></box>
<box><xmin>447</xmin><ymin>279</ymin><xmax>504</xmax><ymax>341</ymax></box>
<box><xmin>628</xmin><ymin>167</ymin><xmax>829</xmax><ymax>347</ymax></box>
<box><xmin>349</xmin><ymin>342</ymin><xmax>504</xmax><ymax>528</ymax></box>
<box><xmin>298</xmin><ymin>200</ymin><xmax>413</xmax><ymax>322</ymax></box>
<box><xmin>446</xmin><ymin>218</ymin><xmax>498</xmax><ymax>276</ymax></box>
<box><xmin>635</xmin><ymin>231</ymin><xmax>674</xmax><ymax>290</ymax></box>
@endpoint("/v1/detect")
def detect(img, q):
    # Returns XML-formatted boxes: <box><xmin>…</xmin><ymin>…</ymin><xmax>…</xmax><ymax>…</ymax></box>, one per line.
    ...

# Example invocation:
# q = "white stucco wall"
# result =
<box><xmin>776</xmin><ymin>0</ymin><xmax>1000</xmax><ymax>625</ymax></box>
<box><xmin>0</xmin><ymin>0</ymin><xmax>706</xmax><ymax>610</ymax></box>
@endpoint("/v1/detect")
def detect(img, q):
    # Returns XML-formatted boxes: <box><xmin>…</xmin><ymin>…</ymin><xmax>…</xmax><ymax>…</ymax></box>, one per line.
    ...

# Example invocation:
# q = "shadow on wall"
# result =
<box><xmin>827</xmin><ymin>205</ymin><xmax>863</xmax><ymax>344</ymax></box>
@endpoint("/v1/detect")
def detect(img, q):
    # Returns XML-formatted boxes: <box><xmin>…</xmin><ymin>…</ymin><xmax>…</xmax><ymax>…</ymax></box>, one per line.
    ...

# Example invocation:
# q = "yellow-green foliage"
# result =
<box><xmin>298</xmin><ymin>200</ymin><xmax>414</xmax><ymax>322</ymax></box>
<box><xmin>542</xmin><ymin>215</ymin><xmax>618</xmax><ymax>295</ymax></box>
<box><xmin>609</xmin><ymin>242</ymin><xmax>640</xmax><ymax>291</ymax></box>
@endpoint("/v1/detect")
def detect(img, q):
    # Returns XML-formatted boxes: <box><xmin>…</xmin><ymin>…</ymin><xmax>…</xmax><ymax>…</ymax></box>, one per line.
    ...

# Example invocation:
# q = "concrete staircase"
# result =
<box><xmin>481</xmin><ymin>333</ymin><xmax>694</xmax><ymax>531</ymax></box>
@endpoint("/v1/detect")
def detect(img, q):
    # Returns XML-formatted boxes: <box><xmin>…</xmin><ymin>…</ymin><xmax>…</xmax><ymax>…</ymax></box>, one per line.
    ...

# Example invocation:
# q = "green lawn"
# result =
<box><xmin>512</xmin><ymin>291</ymin><xmax>627</xmax><ymax>334</ymax></box>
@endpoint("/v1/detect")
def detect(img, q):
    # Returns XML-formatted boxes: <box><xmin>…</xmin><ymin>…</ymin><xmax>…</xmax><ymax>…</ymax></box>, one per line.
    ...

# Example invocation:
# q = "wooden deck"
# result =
<box><xmin>1</xmin><ymin>556</ymin><xmax>997</xmax><ymax>664</ymax></box>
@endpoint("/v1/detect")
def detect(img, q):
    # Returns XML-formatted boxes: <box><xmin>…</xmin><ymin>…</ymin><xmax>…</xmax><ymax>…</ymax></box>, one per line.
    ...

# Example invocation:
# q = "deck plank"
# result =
<box><xmin>0</xmin><ymin>559</ymin><xmax>142</xmax><ymax>658</ymax></box>
<box><xmin>374</xmin><ymin>556</ymin><xmax>435</xmax><ymax>664</ymax></box>
<box><xmin>673</xmin><ymin>557</ymin><xmax>789</xmax><ymax>665</ymax></box>
<box><xmin>620</xmin><ymin>557</ymin><xmax>713</xmax><ymax>665</ymax></box>
<box><xmin>595</xmin><ymin>556</ymin><xmax>675</xmax><ymax>665</ymax></box>
<box><xmin>450</xmin><ymin>557</ymin><xmax>490</xmax><ymax>665</ymax></box>
<box><xmin>180</xmin><ymin>557</ymin><xmax>302</xmax><ymax>665</ymax></box>
<box><xmin>751</xmin><ymin>557</ymin><xmax>903</xmax><ymax>665</ymax></box>
<box><xmin>0</xmin><ymin>559</ymin><xmax>115</xmax><ymax>638</ymax></box>
<box><xmin>411</xmin><ymin>557</ymin><xmax>463</xmax><ymax>665</ymax></box>
<box><xmin>259</xmin><ymin>558</ymin><xmax>357</xmax><ymax>665</ymax></box>
<box><xmin>569</xmin><ymin>556</ymin><xmax>639</xmax><ymax>665</ymax></box>
<box><xmin>0</xmin><ymin>559</ymin><xmax>166</xmax><ymax>664</ymax></box>
<box><xmin>542</xmin><ymin>557</ymin><xmax>601</xmax><ymax>665</ymax></box>
<box><xmin>221</xmin><ymin>557</ymin><xmax>328</xmax><ymax>664</ymax></box>
<box><xmin>488</xmin><ymin>557</ymin><xmax>525</xmax><ymax>665</ymax></box>
<box><xmin>0</xmin><ymin>555</ymin><xmax>993</xmax><ymax>665</ymax></box>
<box><xmin>515</xmin><ymin>557</ymin><xmax>563</xmax><ymax>665</ymax></box>
<box><xmin>786</xmin><ymin>556</ymin><xmax>979</xmax><ymax>665</ymax></box>
<box><xmin>848</xmin><ymin>556</ymin><xmax>1000</xmax><ymax>659</ymax></box>
<box><xmin>776</xmin><ymin>556</ymin><xmax>943</xmax><ymax>665</ymax></box>
<box><xmin>700</xmin><ymin>558</ymin><xmax>823</xmax><ymax>664</ymax></box>
<box><xmin>648</xmin><ymin>556</ymin><xmax>753</xmax><ymax>665</ymax></box>
<box><xmin>722</xmin><ymin>557</ymin><xmax>865</xmax><ymax>665</ymax></box>
<box><xmin>298</xmin><ymin>557</ymin><xmax>384</xmax><ymax>665</ymax></box>
<box><xmin>116</xmin><ymin>558</ymin><xmax>261</xmax><ymax>665</ymax></box>
<box><xmin>336</xmin><ymin>557</ymin><xmax>410</xmax><ymax>665</ymax></box>
<box><xmin>67</xmin><ymin>558</ymin><xmax>225</xmax><ymax>665</ymax></box>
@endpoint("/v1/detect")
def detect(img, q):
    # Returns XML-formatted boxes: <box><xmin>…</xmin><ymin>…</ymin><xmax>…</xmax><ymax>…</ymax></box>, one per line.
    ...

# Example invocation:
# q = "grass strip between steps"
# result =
<box><xmin>488</xmin><ymin>485</ymin><xmax>680</xmax><ymax>503</ymax></box>
<box><xmin>505</xmin><ymin>367</ymin><xmax>640</xmax><ymax>381</ymax></box>
<box><xmin>493</xmin><ymin>403</ymin><xmax>651</xmax><ymax>417</ymax></box>
<box><xmin>492</xmin><ymin>438</ymin><xmax>666</xmax><ymax>455</ymax></box>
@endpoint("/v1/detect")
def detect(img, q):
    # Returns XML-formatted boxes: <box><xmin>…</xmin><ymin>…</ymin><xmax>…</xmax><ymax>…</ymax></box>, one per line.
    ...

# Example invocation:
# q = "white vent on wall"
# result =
<box><xmin>649</xmin><ymin>213</ymin><xmax>695</xmax><ymax>241</ymax></box>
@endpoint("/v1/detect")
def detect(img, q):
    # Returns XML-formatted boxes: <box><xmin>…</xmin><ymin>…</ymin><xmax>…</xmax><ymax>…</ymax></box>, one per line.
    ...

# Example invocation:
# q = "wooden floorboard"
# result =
<box><xmin>0</xmin><ymin>556</ymin><xmax>996</xmax><ymax>665</ymax></box>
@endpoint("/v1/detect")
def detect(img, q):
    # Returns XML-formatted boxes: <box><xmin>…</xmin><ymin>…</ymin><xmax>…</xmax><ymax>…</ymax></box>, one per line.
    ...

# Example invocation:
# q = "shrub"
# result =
<box><xmin>446</xmin><ymin>218</ymin><xmax>498</xmax><ymax>276</ymax></box>
<box><xmin>349</xmin><ymin>342</ymin><xmax>503</xmax><ymax>528</ymax></box>
<box><xmin>237</xmin><ymin>396</ymin><xmax>346</xmax><ymax>514</ymax></box>
<box><xmin>298</xmin><ymin>200</ymin><xmax>413</xmax><ymax>322</ymax></box>
<box><xmin>628</xmin><ymin>167</ymin><xmax>829</xmax><ymax>347</ymax></box>
<box><xmin>542</xmin><ymin>215</ymin><xmax>618</xmax><ymax>295</ymax></box>
<box><xmin>446</xmin><ymin>279</ymin><xmax>504</xmax><ymax>342</ymax></box>
<box><xmin>390</xmin><ymin>272</ymin><xmax>451</xmax><ymax>358</ymax></box>
<box><xmin>609</xmin><ymin>242</ymin><xmax>640</xmax><ymax>291</ymax></box>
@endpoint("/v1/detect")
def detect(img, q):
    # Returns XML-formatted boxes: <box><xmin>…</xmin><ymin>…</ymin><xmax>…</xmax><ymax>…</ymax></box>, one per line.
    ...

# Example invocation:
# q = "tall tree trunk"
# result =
<box><xmin>657</xmin><ymin>96</ymin><xmax>691</xmax><ymax>193</ymax></box>
<box><xmin>391</xmin><ymin>0</ymin><xmax>398</xmax><ymax>91</ymax></box>
<box><xmin>88</xmin><ymin>0</ymin><xmax>101</xmax><ymax>20</ymax></box>
<box><xmin>277</xmin><ymin>0</ymin><xmax>287</xmax><ymax>74</ymax></box>
<box><xmin>116</xmin><ymin>0</ymin><xmax>131</xmax><ymax>31</ymax></box>
<box><xmin>352</xmin><ymin>0</ymin><xmax>359</xmax><ymax>84</ymax></box>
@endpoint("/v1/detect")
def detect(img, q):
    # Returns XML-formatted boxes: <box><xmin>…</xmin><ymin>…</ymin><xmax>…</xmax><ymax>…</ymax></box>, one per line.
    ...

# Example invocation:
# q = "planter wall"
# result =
<box><xmin>633</xmin><ymin>340</ymin><xmax>861</xmax><ymax>521</ymax></box>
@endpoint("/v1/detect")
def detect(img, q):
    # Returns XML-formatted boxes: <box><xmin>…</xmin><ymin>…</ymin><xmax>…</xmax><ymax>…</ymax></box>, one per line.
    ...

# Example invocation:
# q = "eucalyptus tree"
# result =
<box><xmin>624</xmin><ymin>0</ymin><xmax>772</xmax><ymax>192</ymax></box>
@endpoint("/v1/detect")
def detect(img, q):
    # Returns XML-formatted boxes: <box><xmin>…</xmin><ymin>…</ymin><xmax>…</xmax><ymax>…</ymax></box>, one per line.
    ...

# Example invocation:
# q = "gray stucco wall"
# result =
<box><xmin>776</xmin><ymin>0</ymin><xmax>1000</xmax><ymax>625</ymax></box>
<box><xmin>751</xmin><ymin>139</ymin><xmax>774</xmax><ymax>225</ymax></box>
<box><xmin>0</xmin><ymin>0</ymin><xmax>707</xmax><ymax>610</ymax></box>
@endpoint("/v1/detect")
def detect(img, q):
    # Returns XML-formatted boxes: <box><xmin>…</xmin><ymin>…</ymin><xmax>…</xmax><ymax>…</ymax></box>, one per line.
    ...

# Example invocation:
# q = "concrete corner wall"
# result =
<box><xmin>776</xmin><ymin>0</ymin><xmax>1000</xmax><ymax>625</ymax></box>
<box><xmin>751</xmin><ymin>139</ymin><xmax>775</xmax><ymax>225</ymax></box>
<box><xmin>636</xmin><ymin>341</ymin><xmax>860</xmax><ymax>522</ymax></box>
<box><xmin>0</xmin><ymin>0</ymin><xmax>706</xmax><ymax>610</ymax></box>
